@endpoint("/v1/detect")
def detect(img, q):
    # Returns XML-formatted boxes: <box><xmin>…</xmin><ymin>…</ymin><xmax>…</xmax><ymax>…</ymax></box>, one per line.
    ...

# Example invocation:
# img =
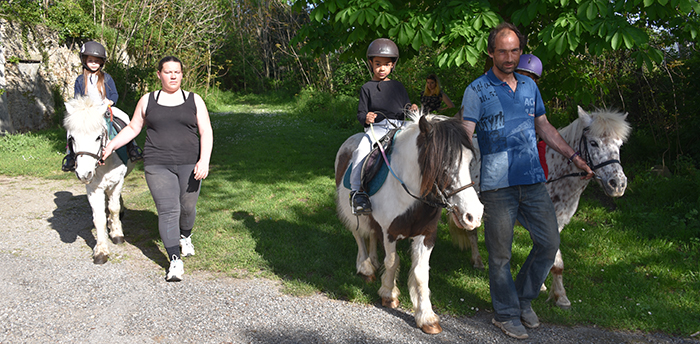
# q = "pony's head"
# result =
<box><xmin>64</xmin><ymin>97</ymin><xmax>109</xmax><ymax>184</ymax></box>
<box><xmin>566</xmin><ymin>106</ymin><xmax>631</xmax><ymax>197</ymax></box>
<box><xmin>410</xmin><ymin>111</ymin><xmax>483</xmax><ymax>230</ymax></box>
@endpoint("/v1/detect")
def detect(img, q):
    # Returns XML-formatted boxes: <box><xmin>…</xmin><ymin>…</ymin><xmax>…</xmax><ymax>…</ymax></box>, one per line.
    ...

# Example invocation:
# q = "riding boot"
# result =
<box><xmin>61</xmin><ymin>142</ymin><xmax>76</xmax><ymax>172</ymax></box>
<box><xmin>350</xmin><ymin>190</ymin><xmax>372</xmax><ymax>215</ymax></box>
<box><xmin>126</xmin><ymin>140</ymin><xmax>143</xmax><ymax>162</ymax></box>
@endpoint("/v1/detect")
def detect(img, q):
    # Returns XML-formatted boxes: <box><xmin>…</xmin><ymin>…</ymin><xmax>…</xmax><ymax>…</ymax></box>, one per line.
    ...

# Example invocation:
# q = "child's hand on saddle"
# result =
<box><xmin>410</xmin><ymin>104</ymin><xmax>418</xmax><ymax>112</ymax></box>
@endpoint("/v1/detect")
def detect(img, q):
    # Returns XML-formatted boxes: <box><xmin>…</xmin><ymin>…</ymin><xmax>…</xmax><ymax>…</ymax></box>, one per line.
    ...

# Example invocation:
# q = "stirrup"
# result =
<box><xmin>350</xmin><ymin>190</ymin><xmax>372</xmax><ymax>215</ymax></box>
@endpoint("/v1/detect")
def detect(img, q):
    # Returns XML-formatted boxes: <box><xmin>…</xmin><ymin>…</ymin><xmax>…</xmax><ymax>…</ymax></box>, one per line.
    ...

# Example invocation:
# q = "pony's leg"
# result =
<box><xmin>408</xmin><ymin>236</ymin><xmax>442</xmax><ymax>334</ymax></box>
<box><xmin>87</xmin><ymin>187</ymin><xmax>110</xmax><ymax>264</ymax></box>
<box><xmin>106</xmin><ymin>181</ymin><xmax>126</xmax><ymax>244</ymax></box>
<box><xmin>368</xmin><ymin>231</ymin><xmax>380</xmax><ymax>270</ymax></box>
<box><xmin>547</xmin><ymin>248</ymin><xmax>571</xmax><ymax>308</ymax></box>
<box><xmin>466</xmin><ymin>228</ymin><xmax>484</xmax><ymax>270</ymax></box>
<box><xmin>378</xmin><ymin>239</ymin><xmax>400</xmax><ymax>308</ymax></box>
<box><xmin>351</xmin><ymin>228</ymin><xmax>376</xmax><ymax>282</ymax></box>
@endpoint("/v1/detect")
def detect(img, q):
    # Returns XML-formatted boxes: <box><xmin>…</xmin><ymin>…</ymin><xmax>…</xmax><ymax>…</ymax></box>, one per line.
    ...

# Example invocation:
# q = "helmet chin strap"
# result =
<box><xmin>81</xmin><ymin>57</ymin><xmax>103</xmax><ymax>73</ymax></box>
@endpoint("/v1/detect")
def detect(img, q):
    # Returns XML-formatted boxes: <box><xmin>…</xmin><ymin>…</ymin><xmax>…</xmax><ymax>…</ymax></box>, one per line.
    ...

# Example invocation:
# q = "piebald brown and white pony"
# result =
<box><xmin>449</xmin><ymin>106</ymin><xmax>631</xmax><ymax>309</ymax></box>
<box><xmin>64</xmin><ymin>97</ymin><xmax>135</xmax><ymax>264</ymax></box>
<box><xmin>335</xmin><ymin>111</ymin><xmax>483</xmax><ymax>334</ymax></box>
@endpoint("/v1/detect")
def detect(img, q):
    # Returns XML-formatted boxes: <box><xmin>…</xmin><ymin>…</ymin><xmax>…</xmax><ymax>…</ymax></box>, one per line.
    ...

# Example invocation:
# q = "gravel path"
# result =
<box><xmin>1</xmin><ymin>175</ymin><xmax>698</xmax><ymax>344</ymax></box>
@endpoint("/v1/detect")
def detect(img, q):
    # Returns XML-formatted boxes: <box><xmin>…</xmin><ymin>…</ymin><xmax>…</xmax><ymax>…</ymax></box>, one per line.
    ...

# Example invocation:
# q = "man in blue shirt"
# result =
<box><xmin>461</xmin><ymin>22</ymin><xmax>594</xmax><ymax>339</ymax></box>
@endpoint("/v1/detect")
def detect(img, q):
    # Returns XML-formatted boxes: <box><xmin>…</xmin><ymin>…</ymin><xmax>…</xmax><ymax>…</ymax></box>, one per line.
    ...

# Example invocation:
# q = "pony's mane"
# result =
<box><xmin>587</xmin><ymin>109</ymin><xmax>631</xmax><ymax>142</ymax></box>
<box><xmin>412</xmin><ymin>111</ymin><xmax>475</xmax><ymax>197</ymax></box>
<box><xmin>63</xmin><ymin>97</ymin><xmax>106</xmax><ymax>135</ymax></box>
<box><xmin>559</xmin><ymin>108</ymin><xmax>631</xmax><ymax>142</ymax></box>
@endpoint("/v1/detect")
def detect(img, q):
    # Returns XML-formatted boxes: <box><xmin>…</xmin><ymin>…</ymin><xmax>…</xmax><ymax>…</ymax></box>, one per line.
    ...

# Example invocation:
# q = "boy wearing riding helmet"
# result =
<box><xmin>62</xmin><ymin>41</ymin><xmax>142</xmax><ymax>172</ymax></box>
<box><xmin>350</xmin><ymin>38</ymin><xmax>418</xmax><ymax>215</ymax></box>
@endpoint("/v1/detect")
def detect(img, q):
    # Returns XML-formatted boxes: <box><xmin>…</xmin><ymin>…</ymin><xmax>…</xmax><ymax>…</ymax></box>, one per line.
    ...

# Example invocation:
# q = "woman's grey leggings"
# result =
<box><xmin>144</xmin><ymin>164</ymin><xmax>201</xmax><ymax>249</ymax></box>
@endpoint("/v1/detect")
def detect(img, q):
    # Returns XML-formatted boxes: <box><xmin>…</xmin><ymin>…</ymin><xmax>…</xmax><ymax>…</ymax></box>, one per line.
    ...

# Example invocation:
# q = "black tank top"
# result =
<box><xmin>143</xmin><ymin>90</ymin><xmax>200</xmax><ymax>165</ymax></box>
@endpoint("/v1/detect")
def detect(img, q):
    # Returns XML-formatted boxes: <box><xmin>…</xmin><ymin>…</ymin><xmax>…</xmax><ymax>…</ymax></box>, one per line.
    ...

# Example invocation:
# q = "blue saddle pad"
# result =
<box><xmin>342</xmin><ymin>154</ymin><xmax>391</xmax><ymax>196</ymax></box>
<box><xmin>105</xmin><ymin>118</ymin><xmax>129</xmax><ymax>166</ymax></box>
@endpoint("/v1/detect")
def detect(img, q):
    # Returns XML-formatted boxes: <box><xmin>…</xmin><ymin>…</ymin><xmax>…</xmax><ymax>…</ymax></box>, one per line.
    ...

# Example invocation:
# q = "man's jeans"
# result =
<box><xmin>480</xmin><ymin>183</ymin><xmax>559</xmax><ymax>323</ymax></box>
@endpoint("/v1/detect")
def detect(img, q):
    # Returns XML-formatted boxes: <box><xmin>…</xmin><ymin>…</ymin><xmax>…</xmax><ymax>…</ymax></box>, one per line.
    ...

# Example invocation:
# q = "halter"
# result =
<box><xmin>69</xmin><ymin>124</ymin><xmax>108</xmax><ymax>169</ymax></box>
<box><xmin>546</xmin><ymin>127</ymin><xmax>621</xmax><ymax>183</ymax></box>
<box><xmin>369</xmin><ymin>122</ymin><xmax>476</xmax><ymax>213</ymax></box>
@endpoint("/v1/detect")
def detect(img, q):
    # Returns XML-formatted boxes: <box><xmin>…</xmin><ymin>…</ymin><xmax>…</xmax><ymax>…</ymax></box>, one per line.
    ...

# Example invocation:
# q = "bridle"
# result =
<box><xmin>546</xmin><ymin>127</ymin><xmax>621</xmax><ymax>183</ymax></box>
<box><xmin>369</xmin><ymin>123</ymin><xmax>476</xmax><ymax>213</ymax></box>
<box><xmin>400</xmin><ymin>179</ymin><xmax>476</xmax><ymax>213</ymax></box>
<box><xmin>69</xmin><ymin>128</ymin><xmax>107</xmax><ymax>169</ymax></box>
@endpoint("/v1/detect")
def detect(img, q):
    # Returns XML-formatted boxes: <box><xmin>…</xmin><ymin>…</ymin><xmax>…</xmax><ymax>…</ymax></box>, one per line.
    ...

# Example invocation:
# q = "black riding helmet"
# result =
<box><xmin>80</xmin><ymin>41</ymin><xmax>107</xmax><ymax>72</ymax></box>
<box><xmin>366</xmin><ymin>38</ymin><xmax>399</xmax><ymax>63</ymax></box>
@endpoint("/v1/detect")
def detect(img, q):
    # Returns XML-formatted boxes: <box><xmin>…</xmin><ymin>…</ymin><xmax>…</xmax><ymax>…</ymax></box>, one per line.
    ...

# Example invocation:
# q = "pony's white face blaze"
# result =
<box><xmin>71</xmin><ymin>131</ymin><xmax>105</xmax><ymax>184</ymax></box>
<box><xmin>449</xmin><ymin>148</ymin><xmax>483</xmax><ymax>230</ymax></box>
<box><xmin>63</xmin><ymin>97</ymin><xmax>109</xmax><ymax>185</ymax></box>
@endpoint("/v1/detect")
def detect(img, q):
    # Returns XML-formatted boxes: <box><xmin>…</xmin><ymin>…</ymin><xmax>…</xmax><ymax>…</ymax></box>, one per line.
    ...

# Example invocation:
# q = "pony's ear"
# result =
<box><xmin>577</xmin><ymin>105</ymin><xmax>591</xmax><ymax>121</ymax></box>
<box><xmin>419</xmin><ymin>115</ymin><xmax>433</xmax><ymax>137</ymax></box>
<box><xmin>65</xmin><ymin>101</ymin><xmax>75</xmax><ymax>115</ymax></box>
<box><xmin>454</xmin><ymin>105</ymin><xmax>464</xmax><ymax>120</ymax></box>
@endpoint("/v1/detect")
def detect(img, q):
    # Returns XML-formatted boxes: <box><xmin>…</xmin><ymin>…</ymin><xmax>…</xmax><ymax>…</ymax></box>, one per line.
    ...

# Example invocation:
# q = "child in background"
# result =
<box><xmin>515</xmin><ymin>53</ymin><xmax>542</xmax><ymax>83</ymax></box>
<box><xmin>350</xmin><ymin>38</ymin><xmax>418</xmax><ymax>214</ymax></box>
<box><xmin>62</xmin><ymin>41</ymin><xmax>142</xmax><ymax>172</ymax></box>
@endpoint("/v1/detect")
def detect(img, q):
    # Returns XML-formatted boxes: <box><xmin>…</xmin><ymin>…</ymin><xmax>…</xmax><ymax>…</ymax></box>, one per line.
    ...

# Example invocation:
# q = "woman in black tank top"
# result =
<box><xmin>103</xmin><ymin>56</ymin><xmax>213</xmax><ymax>282</ymax></box>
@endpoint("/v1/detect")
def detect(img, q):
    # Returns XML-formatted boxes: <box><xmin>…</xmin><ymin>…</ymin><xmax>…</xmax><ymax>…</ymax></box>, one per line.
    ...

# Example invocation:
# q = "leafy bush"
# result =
<box><xmin>293</xmin><ymin>86</ymin><xmax>359</xmax><ymax>130</ymax></box>
<box><xmin>0</xmin><ymin>0</ymin><xmax>95</xmax><ymax>41</ymax></box>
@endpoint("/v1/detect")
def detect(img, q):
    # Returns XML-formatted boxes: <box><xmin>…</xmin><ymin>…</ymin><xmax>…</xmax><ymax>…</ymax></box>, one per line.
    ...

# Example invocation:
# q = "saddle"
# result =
<box><xmin>361</xmin><ymin>128</ymin><xmax>399</xmax><ymax>191</ymax></box>
<box><xmin>103</xmin><ymin>110</ymin><xmax>130</xmax><ymax>165</ymax></box>
<box><xmin>343</xmin><ymin>129</ymin><xmax>399</xmax><ymax>196</ymax></box>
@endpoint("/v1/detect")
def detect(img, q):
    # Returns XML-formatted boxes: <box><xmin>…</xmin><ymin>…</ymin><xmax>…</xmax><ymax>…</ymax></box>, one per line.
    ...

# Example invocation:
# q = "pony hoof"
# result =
<box><xmin>359</xmin><ymin>273</ymin><xmax>375</xmax><ymax>283</ymax></box>
<box><xmin>93</xmin><ymin>253</ymin><xmax>108</xmax><ymax>264</ymax></box>
<box><xmin>421</xmin><ymin>322</ymin><xmax>443</xmax><ymax>334</ymax></box>
<box><xmin>556</xmin><ymin>300</ymin><xmax>572</xmax><ymax>309</ymax></box>
<box><xmin>111</xmin><ymin>236</ymin><xmax>125</xmax><ymax>244</ymax></box>
<box><xmin>382</xmin><ymin>297</ymin><xmax>399</xmax><ymax>309</ymax></box>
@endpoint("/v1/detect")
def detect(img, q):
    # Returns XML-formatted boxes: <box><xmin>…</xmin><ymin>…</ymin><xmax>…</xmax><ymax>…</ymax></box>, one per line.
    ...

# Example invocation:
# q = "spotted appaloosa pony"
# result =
<box><xmin>335</xmin><ymin>112</ymin><xmax>483</xmax><ymax>334</ymax></box>
<box><xmin>64</xmin><ymin>97</ymin><xmax>135</xmax><ymax>264</ymax></box>
<box><xmin>449</xmin><ymin>106</ymin><xmax>631</xmax><ymax>308</ymax></box>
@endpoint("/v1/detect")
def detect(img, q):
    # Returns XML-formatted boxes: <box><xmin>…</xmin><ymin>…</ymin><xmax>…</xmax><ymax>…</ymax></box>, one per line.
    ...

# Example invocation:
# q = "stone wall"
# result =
<box><xmin>0</xmin><ymin>19</ymin><xmax>80</xmax><ymax>134</ymax></box>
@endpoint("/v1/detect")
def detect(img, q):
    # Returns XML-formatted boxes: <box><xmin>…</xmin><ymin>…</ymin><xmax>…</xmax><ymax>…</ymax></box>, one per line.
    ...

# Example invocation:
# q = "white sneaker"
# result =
<box><xmin>180</xmin><ymin>235</ymin><xmax>195</xmax><ymax>257</ymax></box>
<box><xmin>166</xmin><ymin>258</ymin><xmax>184</xmax><ymax>282</ymax></box>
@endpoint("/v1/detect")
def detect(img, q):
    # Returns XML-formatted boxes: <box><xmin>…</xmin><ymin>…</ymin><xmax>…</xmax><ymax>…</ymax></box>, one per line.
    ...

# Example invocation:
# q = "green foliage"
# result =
<box><xmin>45</xmin><ymin>0</ymin><xmax>95</xmax><ymax>40</ymax></box>
<box><xmin>0</xmin><ymin>0</ymin><xmax>43</xmax><ymax>23</ymax></box>
<box><xmin>294</xmin><ymin>0</ymin><xmax>699</xmax><ymax>70</ymax></box>
<box><xmin>0</xmin><ymin>0</ymin><xmax>95</xmax><ymax>41</ymax></box>
<box><xmin>293</xmin><ymin>86</ymin><xmax>359</xmax><ymax>130</ymax></box>
<box><xmin>329</xmin><ymin>58</ymin><xmax>367</xmax><ymax>97</ymax></box>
